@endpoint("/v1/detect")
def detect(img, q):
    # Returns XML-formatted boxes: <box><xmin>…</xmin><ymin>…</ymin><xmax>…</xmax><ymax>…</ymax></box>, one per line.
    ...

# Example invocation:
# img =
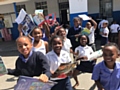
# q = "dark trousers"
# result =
<box><xmin>51</xmin><ymin>77</ymin><xmax>73</xmax><ymax>90</ymax></box>
<box><xmin>101</xmin><ymin>37</ymin><xmax>108</xmax><ymax>46</ymax></box>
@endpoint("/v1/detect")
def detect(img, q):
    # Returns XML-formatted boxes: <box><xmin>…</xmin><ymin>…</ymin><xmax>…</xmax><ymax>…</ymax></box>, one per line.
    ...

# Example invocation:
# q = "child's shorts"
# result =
<box><xmin>101</xmin><ymin>37</ymin><xmax>108</xmax><ymax>45</ymax></box>
<box><xmin>76</xmin><ymin>61</ymin><xmax>96</xmax><ymax>73</ymax></box>
<box><xmin>51</xmin><ymin>77</ymin><xmax>73</xmax><ymax>90</ymax></box>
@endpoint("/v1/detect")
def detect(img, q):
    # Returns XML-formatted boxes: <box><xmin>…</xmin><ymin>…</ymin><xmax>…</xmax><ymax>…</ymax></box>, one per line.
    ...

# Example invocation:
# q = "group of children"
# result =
<box><xmin>7</xmin><ymin>16</ymin><xmax>120</xmax><ymax>90</ymax></box>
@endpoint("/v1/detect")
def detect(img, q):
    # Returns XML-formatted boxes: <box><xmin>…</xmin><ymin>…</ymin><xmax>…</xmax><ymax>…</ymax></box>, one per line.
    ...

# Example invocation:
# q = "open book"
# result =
<box><xmin>0</xmin><ymin>56</ymin><xmax>8</xmax><ymax>76</ymax></box>
<box><xmin>14</xmin><ymin>76</ymin><xmax>57</xmax><ymax>90</ymax></box>
<box><xmin>33</xmin><ymin>9</ymin><xmax>45</xmax><ymax>26</ymax></box>
<box><xmin>15</xmin><ymin>9</ymin><xmax>36</xmax><ymax>36</ymax></box>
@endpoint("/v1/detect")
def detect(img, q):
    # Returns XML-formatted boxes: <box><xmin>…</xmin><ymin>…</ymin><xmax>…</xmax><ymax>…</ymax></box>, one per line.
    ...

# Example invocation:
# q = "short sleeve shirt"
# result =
<box><xmin>92</xmin><ymin>61</ymin><xmax>120</xmax><ymax>90</ymax></box>
<box><xmin>88</xmin><ymin>26</ymin><xmax>95</xmax><ymax>44</ymax></box>
<box><xmin>75</xmin><ymin>45</ymin><xmax>93</xmax><ymax>60</ymax></box>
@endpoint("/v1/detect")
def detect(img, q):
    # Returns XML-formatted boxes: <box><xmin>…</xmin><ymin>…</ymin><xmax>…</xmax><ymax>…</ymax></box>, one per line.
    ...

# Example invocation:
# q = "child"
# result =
<box><xmin>7</xmin><ymin>36</ymin><xmax>51</xmax><ymax>83</ymax></box>
<box><xmin>18</xmin><ymin>24</ymin><xmax>49</xmax><ymax>55</ymax></box>
<box><xmin>73</xmin><ymin>35</ymin><xmax>96</xmax><ymax>89</ymax></box>
<box><xmin>56</xmin><ymin>27</ymin><xmax>73</xmax><ymax>53</ymax></box>
<box><xmin>31</xmin><ymin>27</ymin><xmax>49</xmax><ymax>54</ymax></box>
<box><xmin>46</xmin><ymin>35</ymin><xmax>73</xmax><ymax>90</ymax></box>
<box><xmin>92</xmin><ymin>43</ymin><xmax>120</xmax><ymax>90</ymax></box>
<box><xmin>100</xmin><ymin>21</ymin><xmax>109</xmax><ymax>45</ymax></box>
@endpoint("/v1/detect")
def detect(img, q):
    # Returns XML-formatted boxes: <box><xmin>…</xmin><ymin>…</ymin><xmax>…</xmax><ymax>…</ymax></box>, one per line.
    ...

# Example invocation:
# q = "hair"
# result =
<box><xmin>50</xmin><ymin>35</ymin><xmax>63</xmax><ymax>46</ymax></box>
<box><xmin>56</xmin><ymin>27</ymin><xmax>66</xmax><ymax>35</ymax></box>
<box><xmin>16</xmin><ymin>36</ymin><xmax>32</xmax><ymax>43</ymax></box>
<box><xmin>31</xmin><ymin>26</ymin><xmax>43</xmax><ymax>36</ymax></box>
<box><xmin>73</xmin><ymin>17</ymin><xmax>80</xmax><ymax>22</ymax></box>
<box><xmin>78</xmin><ymin>35</ymin><xmax>89</xmax><ymax>45</ymax></box>
<box><xmin>103</xmin><ymin>43</ymin><xmax>120</xmax><ymax>54</ymax></box>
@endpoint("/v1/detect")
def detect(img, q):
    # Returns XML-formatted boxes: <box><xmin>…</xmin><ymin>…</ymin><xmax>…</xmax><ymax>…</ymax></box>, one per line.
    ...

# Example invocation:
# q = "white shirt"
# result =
<box><xmin>88</xmin><ymin>26</ymin><xmax>95</xmax><ymax>44</ymax></box>
<box><xmin>62</xmin><ymin>38</ymin><xmax>72</xmax><ymax>53</ymax></box>
<box><xmin>75</xmin><ymin>45</ymin><xmax>93</xmax><ymax>61</ymax></box>
<box><xmin>98</xmin><ymin>20</ymin><xmax>109</xmax><ymax>29</ymax></box>
<box><xmin>32</xmin><ymin>39</ymin><xmax>46</xmax><ymax>55</ymax></box>
<box><xmin>110</xmin><ymin>24</ymin><xmax>119</xmax><ymax>33</ymax></box>
<box><xmin>46</xmin><ymin>50</ymin><xmax>71</xmax><ymax>73</ymax></box>
<box><xmin>101</xmin><ymin>27</ymin><xmax>109</xmax><ymax>38</ymax></box>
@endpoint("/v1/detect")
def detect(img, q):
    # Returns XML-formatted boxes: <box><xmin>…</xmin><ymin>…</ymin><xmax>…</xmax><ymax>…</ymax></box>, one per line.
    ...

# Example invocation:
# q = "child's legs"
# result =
<box><xmin>101</xmin><ymin>37</ymin><xmax>108</xmax><ymax>45</ymax></box>
<box><xmin>51</xmin><ymin>77</ymin><xmax>72</xmax><ymax>90</ymax></box>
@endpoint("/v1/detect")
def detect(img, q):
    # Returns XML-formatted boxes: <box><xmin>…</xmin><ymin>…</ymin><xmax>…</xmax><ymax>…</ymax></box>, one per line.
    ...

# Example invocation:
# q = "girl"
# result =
<box><xmin>100</xmin><ymin>21</ymin><xmax>109</xmax><ymax>46</ymax></box>
<box><xmin>92</xmin><ymin>43</ymin><xmax>120</xmax><ymax>90</ymax></box>
<box><xmin>18</xmin><ymin>24</ymin><xmax>49</xmax><ymax>55</ymax></box>
<box><xmin>31</xmin><ymin>27</ymin><xmax>49</xmax><ymax>55</ymax></box>
<box><xmin>56</xmin><ymin>27</ymin><xmax>73</xmax><ymax>53</ymax></box>
<box><xmin>73</xmin><ymin>35</ymin><xmax>96</xmax><ymax>89</ymax></box>
<box><xmin>46</xmin><ymin>35</ymin><xmax>73</xmax><ymax>90</ymax></box>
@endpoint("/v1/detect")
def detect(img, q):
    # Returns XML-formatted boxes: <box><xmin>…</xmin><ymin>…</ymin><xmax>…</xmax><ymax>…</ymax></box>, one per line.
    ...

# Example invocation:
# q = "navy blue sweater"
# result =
<box><xmin>8</xmin><ymin>51</ymin><xmax>51</xmax><ymax>78</ymax></box>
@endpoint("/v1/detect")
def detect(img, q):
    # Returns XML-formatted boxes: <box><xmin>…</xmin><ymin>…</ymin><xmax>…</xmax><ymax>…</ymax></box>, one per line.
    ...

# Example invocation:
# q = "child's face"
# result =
<box><xmin>32</xmin><ymin>28</ymin><xmax>43</xmax><ymax>41</ymax></box>
<box><xmin>103</xmin><ymin>23</ymin><xmax>108</xmax><ymax>28</ymax></box>
<box><xmin>52</xmin><ymin>38</ymin><xmax>63</xmax><ymax>55</ymax></box>
<box><xmin>74</xmin><ymin>19</ymin><xmax>80</xmax><ymax>27</ymax></box>
<box><xmin>103</xmin><ymin>46</ymin><xmax>118</xmax><ymax>69</ymax></box>
<box><xmin>16</xmin><ymin>37</ymin><xmax>33</xmax><ymax>58</ymax></box>
<box><xmin>58</xmin><ymin>28</ymin><xmax>66</xmax><ymax>38</ymax></box>
<box><xmin>86</xmin><ymin>22</ymin><xmax>92</xmax><ymax>29</ymax></box>
<box><xmin>80</xmin><ymin>36</ymin><xmax>87</xmax><ymax>46</ymax></box>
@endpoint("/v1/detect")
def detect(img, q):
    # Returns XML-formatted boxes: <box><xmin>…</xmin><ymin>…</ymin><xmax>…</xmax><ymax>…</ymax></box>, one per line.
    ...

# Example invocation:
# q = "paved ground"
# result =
<box><xmin>0</xmin><ymin>40</ymin><xmax>105</xmax><ymax>90</ymax></box>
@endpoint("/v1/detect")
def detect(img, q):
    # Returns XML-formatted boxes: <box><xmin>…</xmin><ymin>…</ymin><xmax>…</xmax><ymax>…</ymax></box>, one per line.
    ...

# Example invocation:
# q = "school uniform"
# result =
<box><xmin>100</xmin><ymin>27</ymin><xmax>109</xmax><ymax>45</ymax></box>
<box><xmin>32</xmin><ymin>39</ymin><xmax>46</xmax><ymax>55</ymax></box>
<box><xmin>88</xmin><ymin>26</ymin><xmax>96</xmax><ymax>51</ymax></box>
<box><xmin>92</xmin><ymin>61</ymin><xmax>120</xmax><ymax>90</ymax></box>
<box><xmin>46</xmin><ymin>50</ymin><xmax>73</xmax><ymax>90</ymax></box>
<box><xmin>62</xmin><ymin>38</ymin><xmax>72</xmax><ymax>53</ymax></box>
<box><xmin>75</xmin><ymin>45</ymin><xmax>96</xmax><ymax>73</ymax></box>
<box><xmin>8</xmin><ymin>51</ymin><xmax>51</xmax><ymax>77</ymax></box>
<box><xmin>67</xmin><ymin>26</ymin><xmax>82</xmax><ymax>51</ymax></box>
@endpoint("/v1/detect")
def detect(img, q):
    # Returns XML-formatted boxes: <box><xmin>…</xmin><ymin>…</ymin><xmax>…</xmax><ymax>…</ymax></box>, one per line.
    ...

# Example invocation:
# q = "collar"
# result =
<box><xmin>74</xmin><ymin>25</ymin><xmax>81</xmax><ymax>30</ymax></box>
<box><xmin>19</xmin><ymin>50</ymin><xmax>33</xmax><ymax>63</ymax></box>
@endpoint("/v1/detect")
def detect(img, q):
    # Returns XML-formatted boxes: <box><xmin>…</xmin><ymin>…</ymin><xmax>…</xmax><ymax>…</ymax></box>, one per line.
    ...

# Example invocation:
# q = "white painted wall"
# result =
<box><xmin>69</xmin><ymin>0</ymin><xmax>88</xmax><ymax>14</ymax></box>
<box><xmin>113</xmin><ymin>0</ymin><xmax>120</xmax><ymax>11</ymax></box>
<box><xmin>88</xmin><ymin>0</ymin><xmax>99</xmax><ymax>14</ymax></box>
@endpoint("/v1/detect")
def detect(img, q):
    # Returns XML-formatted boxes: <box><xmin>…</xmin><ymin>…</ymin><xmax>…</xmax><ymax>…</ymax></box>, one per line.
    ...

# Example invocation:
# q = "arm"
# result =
<box><xmin>90</xmin><ymin>18</ymin><xmax>97</xmax><ymax>30</ymax></box>
<box><xmin>43</xmin><ymin>22</ymin><xmax>50</xmax><ymax>39</ymax></box>
<box><xmin>44</xmin><ymin>41</ymin><xmax>49</xmax><ymax>53</ymax></box>
<box><xmin>95</xmin><ymin>80</ymin><xmax>104</xmax><ymax>90</ymax></box>
<box><xmin>18</xmin><ymin>24</ymin><xmax>23</xmax><ymax>36</ymax></box>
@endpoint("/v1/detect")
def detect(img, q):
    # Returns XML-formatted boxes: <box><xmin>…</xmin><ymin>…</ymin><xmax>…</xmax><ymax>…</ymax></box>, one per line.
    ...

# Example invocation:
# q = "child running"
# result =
<box><xmin>46</xmin><ymin>35</ymin><xmax>73</xmax><ymax>90</ymax></box>
<box><xmin>73</xmin><ymin>35</ymin><xmax>96</xmax><ymax>89</ymax></box>
<box><xmin>7</xmin><ymin>36</ymin><xmax>51</xmax><ymax>82</ymax></box>
<box><xmin>92</xmin><ymin>43</ymin><xmax>120</xmax><ymax>90</ymax></box>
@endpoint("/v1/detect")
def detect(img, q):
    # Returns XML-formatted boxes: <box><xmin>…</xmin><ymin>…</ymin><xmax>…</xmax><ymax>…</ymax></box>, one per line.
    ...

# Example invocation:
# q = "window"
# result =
<box><xmin>35</xmin><ymin>1</ymin><xmax>48</xmax><ymax>16</ymax></box>
<box><xmin>16</xmin><ymin>4</ymin><xmax>26</xmax><ymax>12</ymax></box>
<box><xmin>99</xmin><ymin>0</ymin><xmax>113</xmax><ymax>18</ymax></box>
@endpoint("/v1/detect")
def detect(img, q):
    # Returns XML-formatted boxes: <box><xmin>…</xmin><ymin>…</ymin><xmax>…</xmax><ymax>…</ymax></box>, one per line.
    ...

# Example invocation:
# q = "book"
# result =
<box><xmin>33</xmin><ymin>9</ymin><xmax>45</xmax><ymax>26</ymax></box>
<box><xmin>81</xmin><ymin>28</ymin><xmax>91</xmax><ymax>36</ymax></box>
<box><xmin>55</xmin><ymin>62</ymin><xmax>77</xmax><ymax>74</ymax></box>
<box><xmin>78</xmin><ymin>14</ymin><xmax>90</xmax><ymax>21</ymax></box>
<box><xmin>45</xmin><ymin>13</ymin><xmax>56</xmax><ymax>26</ymax></box>
<box><xmin>15</xmin><ymin>9</ymin><xmax>36</xmax><ymax>36</ymax></box>
<box><xmin>14</xmin><ymin>76</ymin><xmax>57</xmax><ymax>90</ymax></box>
<box><xmin>0</xmin><ymin>56</ymin><xmax>8</xmax><ymax>75</ymax></box>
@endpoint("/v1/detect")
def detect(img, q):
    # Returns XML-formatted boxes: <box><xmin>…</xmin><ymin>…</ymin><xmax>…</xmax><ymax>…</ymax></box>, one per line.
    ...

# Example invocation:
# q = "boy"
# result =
<box><xmin>8</xmin><ymin>36</ymin><xmax>51</xmax><ymax>82</ymax></box>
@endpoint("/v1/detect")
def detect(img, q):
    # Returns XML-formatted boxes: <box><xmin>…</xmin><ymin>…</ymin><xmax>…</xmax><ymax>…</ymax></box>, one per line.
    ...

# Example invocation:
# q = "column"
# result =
<box><xmin>69</xmin><ymin>0</ymin><xmax>88</xmax><ymax>26</ymax></box>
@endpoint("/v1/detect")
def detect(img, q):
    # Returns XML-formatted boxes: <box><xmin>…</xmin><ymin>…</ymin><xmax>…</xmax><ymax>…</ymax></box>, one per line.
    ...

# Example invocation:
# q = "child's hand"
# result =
<box><xmin>39</xmin><ymin>74</ymin><xmax>48</xmax><ymax>83</ymax></box>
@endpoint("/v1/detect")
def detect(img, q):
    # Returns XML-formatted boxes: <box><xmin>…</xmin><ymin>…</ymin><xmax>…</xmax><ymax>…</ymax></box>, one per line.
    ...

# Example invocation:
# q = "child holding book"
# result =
<box><xmin>73</xmin><ymin>35</ymin><xmax>96</xmax><ymax>89</ymax></box>
<box><xmin>46</xmin><ymin>35</ymin><xmax>73</xmax><ymax>90</ymax></box>
<box><xmin>92</xmin><ymin>43</ymin><xmax>120</xmax><ymax>90</ymax></box>
<box><xmin>7</xmin><ymin>36</ymin><xmax>51</xmax><ymax>82</ymax></box>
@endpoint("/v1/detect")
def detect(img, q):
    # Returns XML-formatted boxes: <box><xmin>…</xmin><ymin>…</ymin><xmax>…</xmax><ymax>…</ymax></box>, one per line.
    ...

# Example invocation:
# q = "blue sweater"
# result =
<box><xmin>8</xmin><ymin>51</ymin><xmax>51</xmax><ymax>78</ymax></box>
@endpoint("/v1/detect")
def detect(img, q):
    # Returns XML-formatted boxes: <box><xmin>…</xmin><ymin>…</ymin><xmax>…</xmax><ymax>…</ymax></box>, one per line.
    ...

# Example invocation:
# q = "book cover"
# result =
<box><xmin>0</xmin><ymin>56</ymin><xmax>8</xmax><ymax>75</ymax></box>
<box><xmin>14</xmin><ymin>76</ymin><xmax>57</xmax><ymax>90</ymax></box>
<box><xmin>15</xmin><ymin>9</ymin><xmax>36</xmax><ymax>36</ymax></box>
<box><xmin>45</xmin><ymin>13</ymin><xmax>56</xmax><ymax>26</ymax></box>
<box><xmin>81</xmin><ymin>28</ymin><xmax>91</xmax><ymax>36</ymax></box>
<box><xmin>78</xmin><ymin>14</ymin><xmax>90</xmax><ymax>21</ymax></box>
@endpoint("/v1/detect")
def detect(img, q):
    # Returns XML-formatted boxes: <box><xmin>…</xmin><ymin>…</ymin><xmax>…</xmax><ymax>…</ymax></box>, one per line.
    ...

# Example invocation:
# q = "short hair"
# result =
<box><xmin>50</xmin><ymin>35</ymin><xmax>63</xmax><ymax>46</ymax></box>
<box><xmin>73</xmin><ymin>17</ymin><xmax>80</xmax><ymax>22</ymax></box>
<box><xmin>103</xmin><ymin>43</ymin><xmax>120</xmax><ymax>54</ymax></box>
<box><xmin>16</xmin><ymin>36</ymin><xmax>32</xmax><ymax>43</ymax></box>
<box><xmin>78</xmin><ymin>35</ymin><xmax>89</xmax><ymax>45</ymax></box>
<box><xmin>56</xmin><ymin>27</ymin><xmax>66</xmax><ymax>35</ymax></box>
